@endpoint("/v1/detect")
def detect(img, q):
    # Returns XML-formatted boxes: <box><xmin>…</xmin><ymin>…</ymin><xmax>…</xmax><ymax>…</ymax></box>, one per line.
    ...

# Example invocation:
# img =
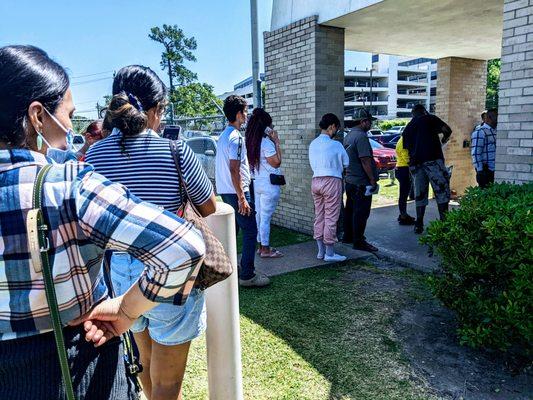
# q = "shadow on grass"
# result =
<box><xmin>238</xmin><ymin>263</ymin><xmax>431</xmax><ymax>400</ymax></box>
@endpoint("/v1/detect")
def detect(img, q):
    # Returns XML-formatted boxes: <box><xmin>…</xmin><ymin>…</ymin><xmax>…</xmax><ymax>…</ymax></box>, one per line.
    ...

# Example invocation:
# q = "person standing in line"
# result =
<box><xmin>475</xmin><ymin>110</ymin><xmax>488</xmax><ymax>130</ymax></box>
<box><xmin>86</xmin><ymin>65</ymin><xmax>216</xmax><ymax>400</ymax></box>
<box><xmin>471</xmin><ymin>108</ymin><xmax>497</xmax><ymax>188</ymax></box>
<box><xmin>245</xmin><ymin>108</ymin><xmax>284</xmax><ymax>258</ymax></box>
<box><xmin>309</xmin><ymin>113</ymin><xmax>349</xmax><ymax>262</ymax></box>
<box><xmin>216</xmin><ymin>95</ymin><xmax>271</xmax><ymax>287</ymax></box>
<box><xmin>343</xmin><ymin>108</ymin><xmax>380</xmax><ymax>253</ymax></box>
<box><xmin>402</xmin><ymin>104</ymin><xmax>452</xmax><ymax>234</ymax></box>
<box><xmin>395</xmin><ymin>135</ymin><xmax>416</xmax><ymax>225</ymax></box>
<box><xmin>77</xmin><ymin>119</ymin><xmax>104</xmax><ymax>161</ymax></box>
<box><xmin>0</xmin><ymin>45</ymin><xmax>206</xmax><ymax>400</ymax></box>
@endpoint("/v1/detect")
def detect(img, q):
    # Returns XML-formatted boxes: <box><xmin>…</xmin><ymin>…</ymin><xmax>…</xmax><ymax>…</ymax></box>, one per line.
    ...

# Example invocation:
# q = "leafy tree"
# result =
<box><xmin>486</xmin><ymin>59</ymin><xmax>500</xmax><ymax>109</ymax></box>
<box><xmin>149</xmin><ymin>24</ymin><xmax>198</xmax><ymax>92</ymax></box>
<box><xmin>171</xmin><ymin>83</ymin><xmax>222</xmax><ymax>117</ymax></box>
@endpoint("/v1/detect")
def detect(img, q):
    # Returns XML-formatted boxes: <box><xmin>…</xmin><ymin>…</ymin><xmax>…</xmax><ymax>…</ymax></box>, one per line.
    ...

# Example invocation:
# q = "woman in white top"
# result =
<box><xmin>308</xmin><ymin>113</ymin><xmax>349</xmax><ymax>262</ymax></box>
<box><xmin>245</xmin><ymin>108</ymin><xmax>284</xmax><ymax>258</ymax></box>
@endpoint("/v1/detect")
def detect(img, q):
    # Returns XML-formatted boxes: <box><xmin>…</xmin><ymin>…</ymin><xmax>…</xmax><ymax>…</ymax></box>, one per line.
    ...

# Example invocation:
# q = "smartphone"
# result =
<box><xmin>264</xmin><ymin>127</ymin><xmax>273</xmax><ymax>137</ymax></box>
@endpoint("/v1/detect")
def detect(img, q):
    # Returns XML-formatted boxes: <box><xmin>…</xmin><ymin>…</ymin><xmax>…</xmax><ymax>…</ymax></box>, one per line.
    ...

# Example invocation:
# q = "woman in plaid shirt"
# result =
<box><xmin>0</xmin><ymin>45</ymin><xmax>207</xmax><ymax>399</ymax></box>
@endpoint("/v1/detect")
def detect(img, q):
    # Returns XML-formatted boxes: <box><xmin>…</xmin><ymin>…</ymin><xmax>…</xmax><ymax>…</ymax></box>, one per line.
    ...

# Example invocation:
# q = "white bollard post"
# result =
<box><xmin>204</xmin><ymin>202</ymin><xmax>244</xmax><ymax>400</ymax></box>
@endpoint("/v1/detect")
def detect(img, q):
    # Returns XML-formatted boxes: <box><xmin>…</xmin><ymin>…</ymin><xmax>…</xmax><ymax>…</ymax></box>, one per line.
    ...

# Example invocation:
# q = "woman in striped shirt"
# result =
<box><xmin>86</xmin><ymin>65</ymin><xmax>216</xmax><ymax>400</ymax></box>
<box><xmin>0</xmin><ymin>46</ymin><xmax>207</xmax><ymax>399</ymax></box>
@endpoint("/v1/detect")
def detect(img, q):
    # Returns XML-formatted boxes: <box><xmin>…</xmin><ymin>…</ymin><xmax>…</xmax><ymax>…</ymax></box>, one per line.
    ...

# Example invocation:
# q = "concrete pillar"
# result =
<box><xmin>436</xmin><ymin>57</ymin><xmax>487</xmax><ymax>195</ymax></box>
<box><xmin>264</xmin><ymin>16</ymin><xmax>344</xmax><ymax>234</ymax></box>
<box><xmin>495</xmin><ymin>0</ymin><xmax>533</xmax><ymax>183</ymax></box>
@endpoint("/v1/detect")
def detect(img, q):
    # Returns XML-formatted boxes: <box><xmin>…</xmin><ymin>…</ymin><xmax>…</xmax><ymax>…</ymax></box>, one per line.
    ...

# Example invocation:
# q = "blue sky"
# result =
<box><xmin>1</xmin><ymin>0</ymin><xmax>370</xmax><ymax>119</ymax></box>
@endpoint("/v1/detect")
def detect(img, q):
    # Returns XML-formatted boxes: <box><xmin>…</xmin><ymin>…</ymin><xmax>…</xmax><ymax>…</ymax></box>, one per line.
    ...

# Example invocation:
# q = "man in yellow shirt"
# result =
<box><xmin>395</xmin><ymin>136</ymin><xmax>416</xmax><ymax>225</ymax></box>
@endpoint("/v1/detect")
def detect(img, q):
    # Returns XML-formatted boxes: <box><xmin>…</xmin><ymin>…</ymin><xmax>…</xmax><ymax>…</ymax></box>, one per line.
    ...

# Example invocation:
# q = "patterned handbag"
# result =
<box><xmin>170</xmin><ymin>140</ymin><xmax>233</xmax><ymax>289</ymax></box>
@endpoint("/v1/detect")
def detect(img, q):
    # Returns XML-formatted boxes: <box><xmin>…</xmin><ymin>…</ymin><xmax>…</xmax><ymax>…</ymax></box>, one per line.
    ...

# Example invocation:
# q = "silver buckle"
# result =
<box><xmin>39</xmin><ymin>237</ymin><xmax>50</xmax><ymax>253</ymax></box>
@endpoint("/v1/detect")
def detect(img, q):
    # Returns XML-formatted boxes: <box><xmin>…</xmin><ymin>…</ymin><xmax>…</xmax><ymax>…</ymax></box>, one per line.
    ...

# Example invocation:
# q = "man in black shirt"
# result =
<box><xmin>402</xmin><ymin>104</ymin><xmax>452</xmax><ymax>234</ymax></box>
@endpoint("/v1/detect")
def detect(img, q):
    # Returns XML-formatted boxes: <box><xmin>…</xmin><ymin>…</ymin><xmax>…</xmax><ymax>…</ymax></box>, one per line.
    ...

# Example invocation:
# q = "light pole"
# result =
<box><xmin>250</xmin><ymin>0</ymin><xmax>261</xmax><ymax>109</ymax></box>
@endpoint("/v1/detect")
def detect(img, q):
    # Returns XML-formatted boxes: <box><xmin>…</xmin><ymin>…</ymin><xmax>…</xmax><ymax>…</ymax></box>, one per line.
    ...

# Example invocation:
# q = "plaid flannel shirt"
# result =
<box><xmin>471</xmin><ymin>123</ymin><xmax>497</xmax><ymax>172</ymax></box>
<box><xmin>0</xmin><ymin>149</ymin><xmax>205</xmax><ymax>341</ymax></box>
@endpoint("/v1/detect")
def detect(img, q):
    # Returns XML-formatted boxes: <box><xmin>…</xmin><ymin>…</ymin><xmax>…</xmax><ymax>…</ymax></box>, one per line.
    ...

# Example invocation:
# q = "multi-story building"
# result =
<box><xmin>218</xmin><ymin>73</ymin><xmax>265</xmax><ymax>112</ymax></box>
<box><xmin>219</xmin><ymin>55</ymin><xmax>437</xmax><ymax>121</ymax></box>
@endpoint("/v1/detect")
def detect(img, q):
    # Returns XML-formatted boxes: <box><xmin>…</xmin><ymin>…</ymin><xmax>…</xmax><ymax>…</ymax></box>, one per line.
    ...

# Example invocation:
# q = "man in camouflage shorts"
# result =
<box><xmin>402</xmin><ymin>105</ymin><xmax>452</xmax><ymax>234</ymax></box>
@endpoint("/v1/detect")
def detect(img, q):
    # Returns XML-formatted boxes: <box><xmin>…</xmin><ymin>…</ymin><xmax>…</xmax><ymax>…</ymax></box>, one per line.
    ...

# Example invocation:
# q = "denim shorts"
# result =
<box><xmin>110</xmin><ymin>252</ymin><xmax>206</xmax><ymax>346</ymax></box>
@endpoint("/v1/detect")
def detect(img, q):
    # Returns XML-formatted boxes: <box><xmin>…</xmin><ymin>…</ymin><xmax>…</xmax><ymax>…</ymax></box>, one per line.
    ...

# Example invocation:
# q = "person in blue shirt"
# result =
<box><xmin>471</xmin><ymin>109</ymin><xmax>497</xmax><ymax>188</ymax></box>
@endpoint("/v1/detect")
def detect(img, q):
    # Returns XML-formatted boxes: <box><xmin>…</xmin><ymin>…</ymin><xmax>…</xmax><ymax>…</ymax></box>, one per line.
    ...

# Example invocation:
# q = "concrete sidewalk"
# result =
<box><xmin>254</xmin><ymin>199</ymin><xmax>443</xmax><ymax>277</ymax></box>
<box><xmin>363</xmin><ymin>200</ymin><xmax>442</xmax><ymax>272</ymax></box>
<box><xmin>255</xmin><ymin>240</ymin><xmax>371</xmax><ymax>277</ymax></box>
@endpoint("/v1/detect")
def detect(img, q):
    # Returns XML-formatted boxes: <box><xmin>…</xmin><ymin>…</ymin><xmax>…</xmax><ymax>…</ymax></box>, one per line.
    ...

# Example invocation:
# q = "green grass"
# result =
<box><xmin>373</xmin><ymin>176</ymin><xmax>434</xmax><ymax>208</ymax></box>
<box><xmin>181</xmin><ymin>262</ymin><xmax>436</xmax><ymax>399</ymax></box>
<box><xmin>236</xmin><ymin>224</ymin><xmax>312</xmax><ymax>253</ymax></box>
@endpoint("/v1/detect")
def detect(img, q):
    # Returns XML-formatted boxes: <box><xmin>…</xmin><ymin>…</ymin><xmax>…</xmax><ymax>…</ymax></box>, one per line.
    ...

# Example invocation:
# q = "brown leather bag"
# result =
<box><xmin>170</xmin><ymin>140</ymin><xmax>233</xmax><ymax>289</ymax></box>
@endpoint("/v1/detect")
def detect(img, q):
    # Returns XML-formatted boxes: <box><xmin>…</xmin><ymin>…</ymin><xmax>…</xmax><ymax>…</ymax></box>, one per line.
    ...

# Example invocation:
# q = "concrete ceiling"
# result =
<box><xmin>323</xmin><ymin>0</ymin><xmax>503</xmax><ymax>60</ymax></box>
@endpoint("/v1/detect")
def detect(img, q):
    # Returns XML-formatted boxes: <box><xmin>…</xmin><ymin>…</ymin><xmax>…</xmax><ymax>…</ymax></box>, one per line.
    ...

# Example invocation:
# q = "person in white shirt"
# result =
<box><xmin>245</xmin><ymin>108</ymin><xmax>284</xmax><ymax>258</ymax></box>
<box><xmin>308</xmin><ymin>113</ymin><xmax>349</xmax><ymax>262</ymax></box>
<box><xmin>215</xmin><ymin>95</ymin><xmax>270</xmax><ymax>287</ymax></box>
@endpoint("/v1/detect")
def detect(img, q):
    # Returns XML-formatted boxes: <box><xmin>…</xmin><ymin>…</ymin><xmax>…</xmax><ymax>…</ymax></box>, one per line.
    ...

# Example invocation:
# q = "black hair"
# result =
<box><xmin>0</xmin><ymin>45</ymin><xmax>69</xmax><ymax>147</ymax></box>
<box><xmin>112</xmin><ymin>65</ymin><xmax>167</xmax><ymax>112</ymax></box>
<box><xmin>223</xmin><ymin>95</ymin><xmax>248</xmax><ymax>123</ymax></box>
<box><xmin>245</xmin><ymin>108</ymin><xmax>273</xmax><ymax>173</ymax></box>
<box><xmin>319</xmin><ymin>113</ymin><xmax>340</xmax><ymax>130</ymax></box>
<box><xmin>107</xmin><ymin>65</ymin><xmax>167</xmax><ymax>152</ymax></box>
<box><xmin>412</xmin><ymin>104</ymin><xmax>427</xmax><ymax>117</ymax></box>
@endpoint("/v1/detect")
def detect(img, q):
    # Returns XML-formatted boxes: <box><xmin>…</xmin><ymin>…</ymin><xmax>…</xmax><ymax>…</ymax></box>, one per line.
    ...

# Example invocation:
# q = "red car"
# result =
<box><xmin>369</xmin><ymin>138</ymin><xmax>397</xmax><ymax>173</ymax></box>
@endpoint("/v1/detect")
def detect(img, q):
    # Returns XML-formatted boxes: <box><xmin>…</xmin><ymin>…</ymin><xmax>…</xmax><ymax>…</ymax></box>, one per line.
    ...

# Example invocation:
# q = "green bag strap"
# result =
<box><xmin>32</xmin><ymin>164</ymin><xmax>76</xmax><ymax>400</ymax></box>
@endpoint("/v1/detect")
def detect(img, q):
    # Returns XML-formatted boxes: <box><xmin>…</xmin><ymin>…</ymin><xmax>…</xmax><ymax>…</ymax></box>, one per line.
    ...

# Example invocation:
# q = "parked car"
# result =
<box><xmin>182</xmin><ymin>130</ymin><xmax>209</xmax><ymax>140</ymax></box>
<box><xmin>72</xmin><ymin>134</ymin><xmax>85</xmax><ymax>152</ymax></box>
<box><xmin>186</xmin><ymin>136</ymin><xmax>217</xmax><ymax>187</ymax></box>
<box><xmin>369</xmin><ymin>138</ymin><xmax>397</xmax><ymax>174</ymax></box>
<box><xmin>382</xmin><ymin>135</ymin><xmax>400</xmax><ymax>149</ymax></box>
<box><xmin>162</xmin><ymin>125</ymin><xmax>181</xmax><ymax>141</ymax></box>
<box><xmin>372</xmin><ymin>134</ymin><xmax>399</xmax><ymax>146</ymax></box>
<box><xmin>384</xmin><ymin>126</ymin><xmax>405</xmax><ymax>135</ymax></box>
<box><xmin>368</xmin><ymin>128</ymin><xmax>384</xmax><ymax>136</ymax></box>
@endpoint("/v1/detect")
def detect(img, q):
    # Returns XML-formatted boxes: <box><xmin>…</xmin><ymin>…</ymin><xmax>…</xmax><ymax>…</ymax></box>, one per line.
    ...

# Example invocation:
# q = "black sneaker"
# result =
<box><xmin>353</xmin><ymin>241</ymin><xmax>379</xmax><ymax>253</ymax></box>
<box><xmin>414</xmin><ymin>224</ymin><xmax>424</xmax><ymax>234</ymax></box>
<box><xmin>398</xmin><ymin>214</ymin><xmax>416</xmax><ymax>225</ymax></box>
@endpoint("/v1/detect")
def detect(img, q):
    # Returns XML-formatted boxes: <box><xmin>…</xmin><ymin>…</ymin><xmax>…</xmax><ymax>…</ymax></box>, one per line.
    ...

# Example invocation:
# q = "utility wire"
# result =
<box><xmin>71</xmin><ymin>70</ymin><xmax>114</xmax><ymax>79</ymax></box>
<box><xmin>71</xmin><ymin>77</ymin><xmax>113</xmax><ymax>86</ymax></box>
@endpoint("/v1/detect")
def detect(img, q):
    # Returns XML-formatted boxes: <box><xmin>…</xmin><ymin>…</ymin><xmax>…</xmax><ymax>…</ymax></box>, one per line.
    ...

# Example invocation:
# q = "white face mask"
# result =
<box><xmin>37</xmin><ymin>108</ymin><xmax>77</xmax><ymax>163</ymax></box>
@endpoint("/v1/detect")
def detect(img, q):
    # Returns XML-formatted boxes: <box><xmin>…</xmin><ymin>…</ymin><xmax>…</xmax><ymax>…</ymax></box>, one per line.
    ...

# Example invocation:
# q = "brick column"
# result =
<box><xmin>436</xmin><ymin>57</ymin><xmax>487</xmax><ymax>195</ymax></box>
<box><xmin>495</xmin><ymin>0</ymin><xmax>533</xmax><ymax>183</ymax></box>
<box><xmin>264</xmin><ymin>16</ymin><xmax>344</xmax><ymax>234</ymax></box>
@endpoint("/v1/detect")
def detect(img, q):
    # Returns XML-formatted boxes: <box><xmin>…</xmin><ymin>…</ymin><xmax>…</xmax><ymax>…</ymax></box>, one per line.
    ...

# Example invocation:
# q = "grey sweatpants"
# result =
<box><xmin>410</xmin><ymin>159</ymin><xmax>451</xmax><ymax>207</ymax></box>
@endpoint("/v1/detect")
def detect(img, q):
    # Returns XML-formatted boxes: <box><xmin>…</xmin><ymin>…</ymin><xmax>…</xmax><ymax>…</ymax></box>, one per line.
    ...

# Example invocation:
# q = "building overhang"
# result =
<box><xmin>323</xmin><ymin>0</ymin><xmax>503</xmax><ymax>60</ymax></box>
<box><xmin>271</xmin><ymin>0</ymin><xmax>503</xmax><ymax>60</ymax></box>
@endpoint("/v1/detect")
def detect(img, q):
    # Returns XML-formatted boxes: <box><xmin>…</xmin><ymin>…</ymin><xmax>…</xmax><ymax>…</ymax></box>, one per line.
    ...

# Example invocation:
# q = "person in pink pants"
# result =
<box><xmin>308</xmin><ymin>113</ymin><xmax>349</xmax><ymax>262</ymax></box>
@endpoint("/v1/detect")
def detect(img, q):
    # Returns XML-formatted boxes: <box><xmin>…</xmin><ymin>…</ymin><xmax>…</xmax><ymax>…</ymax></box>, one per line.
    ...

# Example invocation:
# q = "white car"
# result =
<box><xmin>385</xmin><ymin>126</ymin><xmax>405</xmax><ymax>135</ymax></box>
<box><xmin>186</xmin><ymin>136</ymin><xmax>217</xmax><ymax>188</ymax></box>
<box><xmin>72</xmin><ymin>134</ymin><xmax>85</xmax><ymax>152</ymax></box>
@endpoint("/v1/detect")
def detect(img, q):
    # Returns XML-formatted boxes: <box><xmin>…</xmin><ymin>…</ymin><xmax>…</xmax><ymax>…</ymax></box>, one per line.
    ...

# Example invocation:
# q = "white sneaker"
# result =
<box><xmin>324</xmin><ymin>253</ymin><xmax>347</xmax><ymax>262</ymax></box>
<box><xmin>317</xmin><ymin>253</ymin><xmax>325</xmax><ymax>260</ymax></box>
<box><xmin>239</xmin><ymin>273</ymin><xmax>271</xmax><ymax>287</ymax></box>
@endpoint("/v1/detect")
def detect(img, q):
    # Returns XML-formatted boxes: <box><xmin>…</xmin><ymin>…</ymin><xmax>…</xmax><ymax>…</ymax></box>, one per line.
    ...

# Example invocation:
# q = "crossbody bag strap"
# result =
<box><xmin>30</xmin><ymin>164</ymin><xmax>76</xmax><ymax>400</ymax></box>
<box><xmin>170</xmin><ymin>140</ymin><xmax>201</xmax><ymax>217</ymax></box>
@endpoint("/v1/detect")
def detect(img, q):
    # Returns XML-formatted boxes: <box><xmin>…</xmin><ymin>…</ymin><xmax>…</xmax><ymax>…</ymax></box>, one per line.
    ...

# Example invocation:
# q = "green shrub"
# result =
<box><xmin>421</xmin><ymin>183</ymin><xmax>533</xmax><ymax>357</ymax></box>
<box><xmin>376</xmin><ymin>119</ymin><xmax>410</xmax><ymax>131</ymax></box>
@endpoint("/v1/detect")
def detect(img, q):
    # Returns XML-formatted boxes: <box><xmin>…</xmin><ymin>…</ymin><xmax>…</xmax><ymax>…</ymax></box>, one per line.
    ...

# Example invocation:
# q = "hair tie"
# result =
<box><xmin>127</xmin><ymin>93</ymin><xmax>143</xmax><ymax>112</ymax></box>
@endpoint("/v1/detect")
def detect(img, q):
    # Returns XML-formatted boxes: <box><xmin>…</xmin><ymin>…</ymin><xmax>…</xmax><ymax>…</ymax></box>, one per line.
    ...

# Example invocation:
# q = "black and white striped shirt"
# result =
<box><xmin>85</xmin><ymin>129</ymin><xmax>213</xmax><ymax>213</ymax></box>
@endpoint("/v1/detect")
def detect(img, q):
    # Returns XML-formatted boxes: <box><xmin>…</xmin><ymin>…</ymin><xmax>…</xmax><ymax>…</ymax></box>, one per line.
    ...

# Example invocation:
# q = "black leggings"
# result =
<box><xmin>396</xmin><ymin>167</ymin><xmax>412</xmax><ymax>215</ymax></box>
